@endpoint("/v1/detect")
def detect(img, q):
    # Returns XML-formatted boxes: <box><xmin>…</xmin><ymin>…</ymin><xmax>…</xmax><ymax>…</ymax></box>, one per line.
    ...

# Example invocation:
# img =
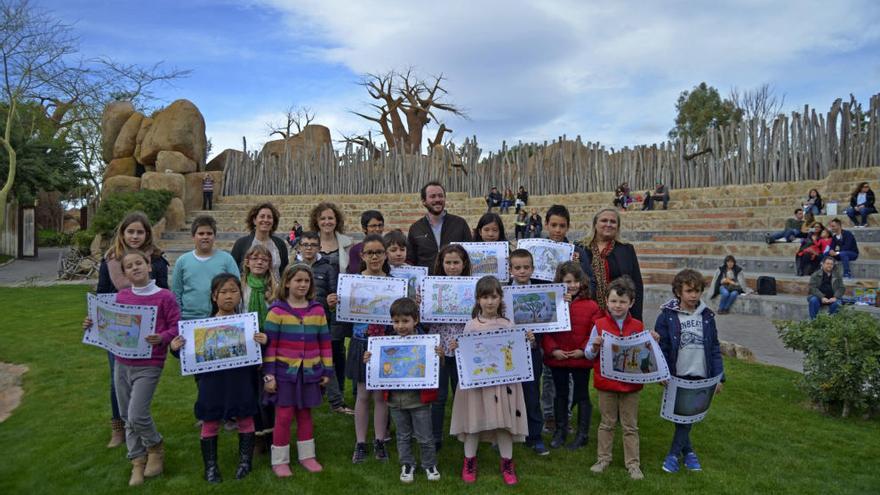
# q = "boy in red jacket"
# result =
<box><xmin>584</xmin><ymin>276</ymin><xmax>655</xmax><ymax>480</ymax></box>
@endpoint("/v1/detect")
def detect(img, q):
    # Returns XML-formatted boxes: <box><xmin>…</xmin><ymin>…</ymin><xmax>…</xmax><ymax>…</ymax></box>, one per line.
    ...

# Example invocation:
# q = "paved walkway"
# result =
<box><xmin>0</xmin><ymin>247</ymin><xmax>69</xmax><ymax>286</ymax></box>
<box><xmin>643</xmin><ymin>308</ymin><xmax>804</xmax><ymax>373</ymax></box>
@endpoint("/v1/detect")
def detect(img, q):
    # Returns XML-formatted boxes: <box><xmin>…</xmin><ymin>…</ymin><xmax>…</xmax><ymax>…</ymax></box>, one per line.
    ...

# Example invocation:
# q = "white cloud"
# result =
<box><xmin>254</xmin><ymin>0</ymin><xmax>880</xmax><ymax>149</ymax></box>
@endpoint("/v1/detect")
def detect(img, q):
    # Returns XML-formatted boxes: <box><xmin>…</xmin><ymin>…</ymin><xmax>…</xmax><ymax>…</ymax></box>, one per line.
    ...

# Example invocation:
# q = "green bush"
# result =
<box><xmin>777</xmin><ymin>308</ymin><xmax>880</xmax><ymax>417</ymax></box>
<box><xmin>92</xmin><ymin>189</ymin><xmax>173</xmax><ymax>238</ymax></box>
<box><xmin>37</xmin><ymin>229</ymin><xmax>72</xmax><ymax>247</ymax></box>
<box><xmin>72</xmin><ymin>229</ymin><xmax>96</xmax><ymax>255</ymax></box>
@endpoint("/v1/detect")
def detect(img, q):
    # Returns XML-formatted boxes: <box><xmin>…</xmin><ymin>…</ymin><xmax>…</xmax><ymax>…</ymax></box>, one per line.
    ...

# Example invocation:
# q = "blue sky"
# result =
<box><xmin>40</xmin><ymin>0</ymin><xmax>880</xmax><ymax>158</ymax></box>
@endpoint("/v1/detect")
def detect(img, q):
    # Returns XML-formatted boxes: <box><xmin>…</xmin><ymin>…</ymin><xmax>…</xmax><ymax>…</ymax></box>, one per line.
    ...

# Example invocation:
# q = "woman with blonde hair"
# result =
<box><xmin>582</xmin><ymin>208</ymin><xmax>644</xmax><ymax>319</ymax></box>
<box><xmin>309</xmin><ymin>202</ymin><xmax>353</xmax><ymax>275</ymax></box>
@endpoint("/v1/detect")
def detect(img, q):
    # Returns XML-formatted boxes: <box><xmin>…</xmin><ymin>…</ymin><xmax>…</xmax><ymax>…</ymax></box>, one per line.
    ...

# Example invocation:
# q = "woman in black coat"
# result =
<box><xmin>582</xmin><ymin>207</ymin><xmax>644</xmax><ymax>320</ymax></box>
<box><xmin>230</xmin><ymin>202</ymin><xmax>289</xmax><ymax>277</ymax></box>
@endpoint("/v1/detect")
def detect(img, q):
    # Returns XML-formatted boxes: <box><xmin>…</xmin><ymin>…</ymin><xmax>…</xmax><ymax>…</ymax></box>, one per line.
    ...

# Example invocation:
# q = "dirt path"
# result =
<box><xmin>0</xmin><ymin>362</ymin><xmax>28</xmax><ymax>423</ymax></box>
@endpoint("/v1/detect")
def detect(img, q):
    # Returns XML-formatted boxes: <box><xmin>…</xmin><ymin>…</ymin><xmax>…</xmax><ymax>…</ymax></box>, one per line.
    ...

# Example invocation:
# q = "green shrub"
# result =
<box><xmin>37</xmin><ymin>229</ymin><xmax>72</xmax><ymax>247</ymax></box>
<box><xmin>777</xmin><ymin>308</ymin><xmax>880</xmax><ymax>417</ymax></box>
<box><xmin>92</xmin><ymin>189</ymin><xmax>173</xmax><ymax>238</ymax></box>
<box><xmin>72</xmin><ymin>229</ymin><xmax>97</xmax><ymax>255</ymax></box>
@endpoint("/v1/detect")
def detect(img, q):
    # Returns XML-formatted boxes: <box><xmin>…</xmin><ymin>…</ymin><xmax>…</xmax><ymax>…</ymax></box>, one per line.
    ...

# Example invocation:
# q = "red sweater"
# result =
<box><xmin>592</xmin><ymin>314</ymin><xmax>645</xmax><ymax>393</ymax></box>
<box><xmin>542</xmin><ymin>298</ymin><xmax>601</xmax><ymax>368</ymax></box>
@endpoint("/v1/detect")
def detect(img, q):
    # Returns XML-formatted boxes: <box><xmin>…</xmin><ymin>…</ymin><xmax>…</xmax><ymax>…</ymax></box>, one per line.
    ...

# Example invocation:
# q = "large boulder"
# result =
<box><xmin>206</xmin><ymin>148</ymin><xmax>246</xmax><ymax>171</ymax></box>
<box><xmin>101</xmin><ymin>175</ymin><xmax>140</xmax><ymax>199</ymax></box>
<box><xmin>184</xmin><ymin>171</ymin><xmax>223</xmax><ymax>212</ymax></box>
<box><xmin>136</xmin><ymin>99</ymin><xmax>207</xmax><ymax>167</ymax></box>
<box><xmin>140</xmin><ymin>171</ymin><xmax>185</xmax><ymax>200</ymax></box>
<box><xmin>163</xmin><ymin>197</ymin><xmax>185</xmax><ymax>231</ymax></box>
<box><xmin>156</xmin><ymin>150</ymin><xmax>197</xmax><ymax>174</ymax></box>
<box><xmin>259</xmin><ymin>124</ymin><xmax>332</xmax><ymax>160</ymax></box>
<box><xmin>104</xmin><ymin>157</ymin><xmax>137</xmax><ymax>180</ymax></box>
<box><xmin>133</xmin><ymin>116</ymin><xmax>153</xmax><ymax>161</ymax></box>
<box><xmin>101</xmin><ymin>101</ymin><xmax>135</xmax><ymax>163</ymax></box>
<box><xmin>151</xmin><ymin>218</ymin><xmax>166</xmax><ymax>249</ymax></box>
<box><xmin>112</xmin><ymin>112</ymin><xmax>144</xmax><ymax>159</ymax></box>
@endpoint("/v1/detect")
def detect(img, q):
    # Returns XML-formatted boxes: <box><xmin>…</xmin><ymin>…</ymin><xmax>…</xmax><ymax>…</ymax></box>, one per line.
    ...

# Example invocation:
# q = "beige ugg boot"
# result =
<box><xmin>107</xmin><ymin>419</ymin><xmax>125</xmax><ymax>448</ymax></box>
<box><xmin>143</xmin><ymin>440</ymin><xmax>164</xmax><ymax>477</ymax></box>
<box><xmin>129</xmin><ymin>456</ymin><xmax>147</xmax><ymax>486</ymax></box>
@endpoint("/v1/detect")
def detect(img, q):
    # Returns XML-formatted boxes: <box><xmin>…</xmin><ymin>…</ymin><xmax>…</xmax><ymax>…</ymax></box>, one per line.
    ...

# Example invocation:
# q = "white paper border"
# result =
<box><xmin>389</xmin><ymin>265</ymin><xmax>428</xmax><ymax>299</ymax></box>
<box><xmin>502</xmin><ymin>283</ymin><xmax>571</xmax><ymax>333</ymax></box>
<box><xmin>516</xmin><ymin>238</ymin><xmax>575</xmax><ymax>281</ymax></box>
<box><xmin>452</xmin><ymin>242</ymin><xmax>510</xmax><ymax>281</ymax></box>
<box><xmin>365</xmin><ymin>334</ymin><xmax>440</xmax><ymax>390</ymax></box>
<box><xmin>179</xmin><ymin>312</ymin><xmax>262</xmax><ymax>376</ymax></box>
<box><xmin>85</xmin><ymin>293</ymin><xmax>157</xmax><ymax>359</ymax></box>
<box><xmin>660</xmin><ymin>375</ymin><xmax>723</xmax><ymax>424</ymax></box>
<box><xmin>455</xmin><ymin>328</ymin><xmax>534</xmax><ymax>389</ymax></box>
<box><xmin>336</xmin><ymin>274</ymin><xmax>407</xmax><ymax>324</ymax></box>
<box><xmin>599</xmin><ymin>331</ymin><xmax>670</xmax><ymax>384</ymax></box>
<box><xmin>419</xmin><ymin>276</ymin><xmax>481</xmax><ymax>323</ymax></box>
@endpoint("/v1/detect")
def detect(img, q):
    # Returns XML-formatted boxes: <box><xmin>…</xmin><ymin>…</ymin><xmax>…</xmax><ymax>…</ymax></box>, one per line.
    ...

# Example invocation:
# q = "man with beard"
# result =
<box><xmin>407</xmin><ymin>181</ymin><xmax>473</xmax><ymax>272</ymax></box>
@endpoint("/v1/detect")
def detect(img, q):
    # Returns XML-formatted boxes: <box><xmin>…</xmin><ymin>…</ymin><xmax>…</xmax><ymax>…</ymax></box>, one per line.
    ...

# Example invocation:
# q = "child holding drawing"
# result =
<box><xmin>263</xmin><ymin>264</ymin><xmax>334</xmax><ymax>476</ymax></box>
<box><xmin>343</xmin><ymin>234</ymin><xmax>393</xmax><ymax>463</ymax></box>
<box><xmin>170</xmin><ymin>273</ymin><xmax>267</xmax><ymax>483</ymax></box>
<box><xmin>363</xmin><ymin>297</ymin><xmax>443</xmax><ymax>483</ymax></box>
<box><xmin>82</xmin><ymin>249</ymin><xmax>180</xmax><ymax>486</ymax></box>
<box><xmin>543</xmin><ymin>261</ymin><xmax>601</xmax><ymax>451</ymax></box>
<box><xmin>584</xmin><ymin>276</ymin><xmax>650</xmax><ymax>480</ymax></box>
<box><xmin>655</xmin><ymin>269</ymin><xmax>724</xmax><ymax>473</ymax></box>
<box><xmin>448</xmin><ymin>276</ymin><xmax>530</xmax><ymax>485</ymax></box>
<box><xmin>426</xmin><ymin>244</ymin><xmax>472</xmax><ymax>451</ymax></box>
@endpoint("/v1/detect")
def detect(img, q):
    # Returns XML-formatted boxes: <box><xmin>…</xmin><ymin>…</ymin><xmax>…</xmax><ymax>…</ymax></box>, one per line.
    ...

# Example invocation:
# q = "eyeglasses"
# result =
<box><xmin>299</xmin><ymin>243</ymin><xmax>320</xmax><ymax>249</ymax></box>
<box><xmin>367</xmin><ymin>222</ymin><xmax>384</xmax><ymax>229</ymax></box>
<box><xmin>363</xmin><ymin>250</ymin><xmax>386</xmax><ymax>258</ymax></box>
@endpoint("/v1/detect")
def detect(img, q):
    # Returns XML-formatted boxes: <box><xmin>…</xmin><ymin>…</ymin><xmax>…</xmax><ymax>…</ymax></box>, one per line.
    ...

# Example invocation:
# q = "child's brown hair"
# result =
<box><xmin>509</xmin><ymin>248</ymin><xmax>533</xmax><ymax>266</ymax></box>
<box><xmin>554</xmin><ymin>261</ymin><xmax>591</xmax><ymax>300</ymax></box>
<box><xmin>471</xmin><ymin>276</ymin><xmax>508</xmax><ymax>319</ymax></box>
<box><xmin>390</xmin><ymin>297</ymin><xmax>420</xmax><ymax>320</ymax></box>
<box><xmin>434</xmin><ymin>244</ymin><xmax>472</xmax><ymax>276</ymax></box>
<box><xmin>672</xmin><ymin>269</ymin><xmax>706</xmax><ymax>297</ymax></box>
<box><xmin>119</xmin><ymin>249</ymin><xmax>150</xmax><ymax>272</ymax></box>
<box><xmin>608</xmin><ymin>275</ymin><xmax>636</xmax><ymax>302</ymax></box>
<box><xmin>241</xmin><ymin>244</ymin><xmax>279</xmax><ymax>303</ymax></box>
<box><xmin>383</xmin><ymin>229</ymin><xmax>407</xmax><ymax>249</ymax></box>
<box><xmin>275</xmin><ymin>264</ymin><xmax>316</xmax><ymax>302</ymax></box>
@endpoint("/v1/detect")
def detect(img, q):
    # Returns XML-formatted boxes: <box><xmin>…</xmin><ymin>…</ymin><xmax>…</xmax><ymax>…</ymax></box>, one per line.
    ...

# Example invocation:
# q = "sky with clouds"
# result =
<box><xmin>39</xmin><ymin>0</ymin><xmax>880</xmax><ymax>158</ymax></box>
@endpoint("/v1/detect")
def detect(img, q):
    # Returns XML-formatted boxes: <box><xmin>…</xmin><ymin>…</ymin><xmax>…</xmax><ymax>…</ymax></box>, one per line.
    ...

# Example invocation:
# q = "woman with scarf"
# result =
<box><xmin>583</xmin><ymin>208</ymin><xmax>644</xmax><ymax>320</ymax></box>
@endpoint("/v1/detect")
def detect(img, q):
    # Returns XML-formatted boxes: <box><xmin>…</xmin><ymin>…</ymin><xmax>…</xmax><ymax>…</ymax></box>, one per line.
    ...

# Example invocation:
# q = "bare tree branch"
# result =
<box><xmin>266</xmin><ymin>104</ymin><xmax>316</xmax><ymax>139</ymax></box>
<box><xmin>730</xmin><ymin>83</ymin><xmax>786</xmax><ymax>123</ymax></box>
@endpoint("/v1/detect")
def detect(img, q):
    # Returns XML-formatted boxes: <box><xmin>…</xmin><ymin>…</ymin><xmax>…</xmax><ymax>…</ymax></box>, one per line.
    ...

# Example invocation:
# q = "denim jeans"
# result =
<box><xmin>845</xmin><ymin>206</ymin><xmax>876</xmax><ymax>226</ymax></box>
<box><xmin>390</xmin><ymin>405</ymin><xmax>436</xmax><ymax>468</ymax></box>
<box><xmin>770</xmin><ymin>228</ymin><xmax>800</xmax><ymax>242</ymax></box>
<box><xmin>808</xmin><ymin>296</ymin><xmax>841</xmax><ymax>319</ymax></box>
<box><xmin>669</xmin><ymin>423</ymin><xmax>694</xmax><ymax>457</ymax></box>
<box><xmin>431</xmin><ymin>356</ymin><xmax>458</xmax><ymax>444</ymax></box>
<box><xmin>833</xmin><ymin>250</ymin><xmax>858</xmax><ymax>277</ymax></box>
<box><xmin>805</xmin><ymin>205</ymin><xmax>820</xmax><ymax>215</ymax></box>
<box><xmin>718</xmin><ymin>287</ymin><xmax>740</xmax><ymax>311</ymax></box>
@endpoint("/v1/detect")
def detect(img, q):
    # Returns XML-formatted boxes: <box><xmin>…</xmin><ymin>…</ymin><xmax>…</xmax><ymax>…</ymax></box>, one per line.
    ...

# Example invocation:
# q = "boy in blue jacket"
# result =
<box><xmin>655</xmin><ymin>269</ymin><xmax>724</xmax><ymax>474</ymax></box>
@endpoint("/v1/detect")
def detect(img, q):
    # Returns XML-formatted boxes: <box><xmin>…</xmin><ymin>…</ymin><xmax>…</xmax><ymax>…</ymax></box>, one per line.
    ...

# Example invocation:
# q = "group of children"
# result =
<box><xmin>85</xmin><ymin>208</ymin><xmax>724</xmax><ymax>487</ymax></box>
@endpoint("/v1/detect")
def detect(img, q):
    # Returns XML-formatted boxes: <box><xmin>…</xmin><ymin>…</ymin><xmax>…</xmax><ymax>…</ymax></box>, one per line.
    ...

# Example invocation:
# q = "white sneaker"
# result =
<box><xmin>425</xmin><ymin>465</ymin><xmax>441</xmax><ymax>481</ymax></box>
<box><xmin>400</xmin><ymin>464</ymin><xmax>415</xmax><ymax>483</ymax></box>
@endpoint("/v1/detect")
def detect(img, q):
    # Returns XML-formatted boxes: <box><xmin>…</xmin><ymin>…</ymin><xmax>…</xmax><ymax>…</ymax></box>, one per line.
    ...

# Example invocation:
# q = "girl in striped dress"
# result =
<box><xmin>263</xmin><ymin>264</ymin><xmax>335</xmax><ymax>477</ymax></box>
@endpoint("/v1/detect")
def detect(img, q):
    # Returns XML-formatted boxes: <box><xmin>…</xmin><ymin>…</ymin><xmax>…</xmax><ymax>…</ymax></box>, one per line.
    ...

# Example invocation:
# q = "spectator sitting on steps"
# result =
<box><xmin>828</xmin><ymin>218</ymin><xmax>859</xmax><ymax>279</ymax></box>
<box><xmin>802</xmin><ymin>188</ymin><xmax>823</xmax><ymax>216</ymax></box>
<box><xmin>486</xmin><ymin>186</ymin><xmax>502</xmax><ymax>212</ymax></box>
<box><xmin>766</xmin><ymin>209</ymin><xmax>805</xmax><ymax>244</ymax></box>
<box><xmin>641</xmin><ymin>181</ymin><xmax>670</xmax><ymax>210</ymax></box>
<box><xmin>807</xmin><ymin>257</ymin><xmax>844</xmax><ymax>319</ymax></box>
<box><xmin>515</xmin><ymin>186</ymin><xmax>529</xmax><ymax>214</ymax></box>
<box><xmin>844</xmin><ymin>182</ymin><xmax>876</xmax><ymax>228</ymax></box>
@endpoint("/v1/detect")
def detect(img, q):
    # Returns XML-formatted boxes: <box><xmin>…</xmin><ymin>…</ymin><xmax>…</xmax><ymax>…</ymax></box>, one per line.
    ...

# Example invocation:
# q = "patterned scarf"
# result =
<box><xmin>590</xmin><ymin>240</ymin><xmax>615</xmax><ymax>313</ymax></box>
<box><xmin>246</xmin><ymin>273</ymin><xmax>269</xmax><ymax>325</ymax></box>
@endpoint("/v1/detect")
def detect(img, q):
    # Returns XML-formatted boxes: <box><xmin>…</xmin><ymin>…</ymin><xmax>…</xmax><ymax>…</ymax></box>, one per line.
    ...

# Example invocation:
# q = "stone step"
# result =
<box><xmin>650</xmin><ymin>234</ymin><xmax>719</xmax><ymax>243</ymax></box>
<box><xmin>640</xmin><ymin>268</ymin><xmax>879</xmax><ymax>297</ymax></box>
<box><xmin>633</xmin><ymin>241</ymin><xmax>880</xmax><ymax>259</ymax></box>
<box><xmin>637</xmin><ymin>254</ymin><xmax>880</xmax><ymax>280</ymax></box>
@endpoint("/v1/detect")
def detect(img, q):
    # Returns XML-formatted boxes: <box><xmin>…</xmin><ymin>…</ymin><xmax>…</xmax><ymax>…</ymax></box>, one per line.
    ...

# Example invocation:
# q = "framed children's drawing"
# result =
<box><xmin>389</xmin><ymin>265</ymin><xmax>428</xmax><ymax>299</ymax></box>
<box><xmin>599</xmin><ymin>331</ymin><xmax>669</xmax><ymax>384</ymax></box>
<box><xmin>516</xmin><ymin>238</ymin><xmax>575</xmax><ymax>281</ymax></box>
<box><xmin>452</xmin><ymin>242</ymin><xmax>510</xmax><ymax>280</ymax></box>
<box><xmin>365</xmin><ymin>334</ymin><xmax>441</xmax><ymax>390</ymax></box>
<box><xmin>455</xmin><ymin>328</ymin><xmax>534</xmax><ymax>389</ymax></box>
<box><xmin>179</xmin><ymin>312</ymin><xmax>262</xmax><ymax>376</ymax></box>
<box><xmin>84</xmin><ymin>293</ymin><xmax>157</xmax><ymax>359</ymax></box>
<box><xmin>660</xmin><ymin>374</ymin><xmax>723</xmax><ymax>424</ymax></box>
<box><xmin>420</xmin><ymin>276</ymin><xmax>481</xmax><ymax>323</ymax></box>
<box><xmin>336</xmin><ymin>274</ymin><xmax>407</xmax><ymax>325</ymax></box>
<box><xmin>502</xmin><ymin>283</ymin><xmax>570</xmax><ymax>333</ymax></box>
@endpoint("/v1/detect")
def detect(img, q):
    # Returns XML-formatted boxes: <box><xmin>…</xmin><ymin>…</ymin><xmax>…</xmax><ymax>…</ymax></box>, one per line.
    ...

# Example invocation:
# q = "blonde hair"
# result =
<box><xmin>241</xmin><ymin>244</ymin><xmax>279</xmax><ymax>302</ymax></box>
<box><xmin>586</xmin><ymin>207</ymin><xmax>625</xmax><ymax>246</ymax></box>
<box><xmin>106</xmin><ymin>211</ymin><xmax>160</xmax><ymax>260</ymax></box>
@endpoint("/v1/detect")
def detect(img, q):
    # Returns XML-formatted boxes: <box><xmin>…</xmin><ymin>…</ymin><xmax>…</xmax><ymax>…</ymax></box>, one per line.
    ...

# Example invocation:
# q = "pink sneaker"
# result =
<box><xmin>501</xmin><ymin>458</ymin><xmax>518</xmax><ymax>485</ymax></box>
<box><xmin>272</xmin><ymin>464</ymin><xmax>293</xmax><ymax>478</ymax></box>
<box><xmin>299</xmin><ymin>458</ymin><xmax>323</xmax><ymax>473</ymax></box>
<box><xmin>461</xmin><ymin>456</ymin><xmax>477</xmax><ymax>483</ymax></box>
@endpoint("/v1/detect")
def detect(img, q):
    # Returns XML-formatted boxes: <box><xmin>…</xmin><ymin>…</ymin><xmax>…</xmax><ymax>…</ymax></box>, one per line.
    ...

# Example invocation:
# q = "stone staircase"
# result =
<box><xmin>160</xmin><ymin>167</ymin><xmax>880</xmax><ymax>320</ymax></box>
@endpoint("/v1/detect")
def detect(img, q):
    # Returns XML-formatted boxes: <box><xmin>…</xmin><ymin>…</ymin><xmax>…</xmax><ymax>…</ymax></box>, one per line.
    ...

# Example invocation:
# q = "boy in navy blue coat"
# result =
<box><xmin>655</xmin><ymin>269</ymin><xmax>724</xmax><ymax>474</ymax></box>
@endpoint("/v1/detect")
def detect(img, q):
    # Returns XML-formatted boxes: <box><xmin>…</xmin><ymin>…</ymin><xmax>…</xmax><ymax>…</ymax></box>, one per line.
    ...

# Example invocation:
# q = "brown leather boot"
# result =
<box><xmin>107</xmin><ymin>418</ymin><xmax>125</xmax><ymax>448</ymax></box>
<box><xmin>144</xmin><ymin>440</ymin><xmax>164</xmax><ymax>477</ymax></box>
<box><xmin>129</xmin><ymin>456</ymin><xmax>146</xmax><ymax>486</ymax></box>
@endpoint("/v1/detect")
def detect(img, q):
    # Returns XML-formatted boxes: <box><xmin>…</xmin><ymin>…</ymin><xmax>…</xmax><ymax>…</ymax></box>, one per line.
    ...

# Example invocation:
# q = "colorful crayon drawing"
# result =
<box><xmin>611</xmin><ymin>341</ymin><xmax>658</xmax><ymax>374</ymax></box>
<box><xmin>533</xmin><ymin>246</ymin><xmax>565</xmax><ymax>274</ymax></box>
<box><xmin>194</xmin><ymin>323</ymin><xmax>247</xmax><ymax>363</ymax></box>
<box><xmin>431</xmin><ymin>283</ymin><xmax>475</xmax><ymax>316</ymax></box>
<box><xmin>673</xmin><ymin>383</ymin><xmax>717</xmax><ymax>416</ymax></box>
<box><xmin>512</xmin><ymin>292</ymin><xmax>557</xmax><ymax>324</ymax></box>
<box><xmin>96</xmin><ymin>307</ymin><xmax>142</xmax><ymax>349</ymax></box>
<box><xmin>470</xmin><ymin>340</ymin><xmax>515</xmax><ymax>376</ymax></box>
<box><xmin>470</xmin><ymin>252</ymin><xmax>499</xmax><ymax>275</ymax></box>
<box><xmin>349</xmin><ymin>282</ymin><xmax>396</xmax><ymax>316</ymax></box>
<box><xmin>379</xmin><ymin>345</ymin><xmax>427</xmax><ymax>379</ymax></box>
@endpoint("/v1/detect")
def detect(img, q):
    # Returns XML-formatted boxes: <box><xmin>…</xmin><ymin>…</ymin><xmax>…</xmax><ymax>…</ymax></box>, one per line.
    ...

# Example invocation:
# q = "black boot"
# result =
<box><xmin>235</xmin><ymin>432</ymin><xmax>256</xmax><ymax>479</ymax></box>
<box><xmin>549</xmin><ymin>398</ymin><xmax>568</xmax><ymax>449</ymax></box>
<box><xmin>567</xmin><ymin>400</ymin><xmax>592</xmax><ymax>450</ymax></box>
<box><xmin>200</xmin><ymin>436</ymin><xmax>222</xmax><ymax>483</ymax></box>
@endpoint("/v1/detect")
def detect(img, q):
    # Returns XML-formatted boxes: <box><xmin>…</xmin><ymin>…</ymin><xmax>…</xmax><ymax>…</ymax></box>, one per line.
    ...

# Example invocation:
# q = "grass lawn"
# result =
<box><xmin>0</xmin><ymin>285</ymin><xmax>877</xmax><ymax>495</ymax></box>
<box><xmin>0</xmin><ymin>254</ymin><xmax>12</xmax><ymax>264</ymax></box>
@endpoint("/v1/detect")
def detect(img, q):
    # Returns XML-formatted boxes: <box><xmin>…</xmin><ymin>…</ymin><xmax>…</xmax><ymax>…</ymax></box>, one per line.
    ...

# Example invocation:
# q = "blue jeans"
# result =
<box><xmin>805</xmin><ymin>205</ymin><xmax>820</xmax><ymax>215</ymax></box>
<box><xmin>669</xmin><ymin>423</ymin><xmax>694</xmax><ymax>457</ymax></box>
<box><xmin>808</xmin><ymin>296</ymin><xmax>841</xmax><ymax>319</ymax></box>
<box><xmin>770</xmin><ymin>228</ymin><xmax>800</xmax><ymax>242</ymax></box>
<box><xmin>833</xmin><ymin>250</ymin><xmax>858</xmax><ymax>277</ymax></box>
<box><xmin>520</xmin><ymin>346</ymin><xmax>545</xmax><ymax>444</ymax></box>
<box><xmin>108</xmin><ymin>352</ymin><xmax>121</xmax><ymax>420</ymax></box>
<box><xmin>718</xmin><ymin>287</ymin><xmax>740</xmax><ymax>311</ymax></box>
<box><xmin>845</xmin><ymin>206</ymin><xmax>877</xmax><ymax>226</ymax></box>
<box><xmin>431</xmin><ymin>356</ymin><xmax>458</xmax><ymax>444</ymax></box>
